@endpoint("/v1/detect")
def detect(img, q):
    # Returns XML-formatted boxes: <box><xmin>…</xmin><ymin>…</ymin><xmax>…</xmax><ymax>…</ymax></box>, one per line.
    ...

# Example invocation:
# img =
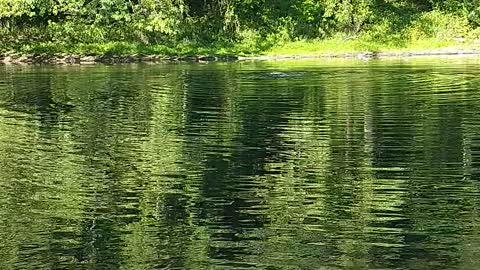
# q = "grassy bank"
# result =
<box><xmin>3</xmin><ymin>6</ymin><xmax>480</xmax><ymax>62</ymax></box>
<box><xmin>2</xmin><ymin>37</ymin><xmax>479</xmax><ymax>61</ymax></box>
<box><xmin>3</xmin><ymin>1</ymin><xmax>480</xmax><ymax>63</ymax></box>
<box><xmin>265</xmin><ymin>38</ymin><xmax>477</xmax><ymax>56</ymax></box>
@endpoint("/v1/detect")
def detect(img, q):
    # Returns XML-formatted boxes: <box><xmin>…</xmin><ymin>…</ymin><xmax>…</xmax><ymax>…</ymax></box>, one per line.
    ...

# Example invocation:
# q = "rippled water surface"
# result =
<box><xmin>1</xmin><ymin>59</ymin><xmax>480</xmax><ymax>270</ymax></box>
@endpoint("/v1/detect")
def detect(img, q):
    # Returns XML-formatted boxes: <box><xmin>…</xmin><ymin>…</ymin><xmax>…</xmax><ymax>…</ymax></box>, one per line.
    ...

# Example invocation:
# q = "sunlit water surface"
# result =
<box><xmin>1</xmin><ymin>59</ymin><xmax>480</xmax><ymax>270</ymax></box>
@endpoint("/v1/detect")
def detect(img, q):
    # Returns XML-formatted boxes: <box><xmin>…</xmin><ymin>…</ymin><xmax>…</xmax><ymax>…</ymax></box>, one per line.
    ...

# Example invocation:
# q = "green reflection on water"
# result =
<box><xmin>1</xmin><ymin>59</ymin><xmax>480</xmax><ymax>270</ymax></box>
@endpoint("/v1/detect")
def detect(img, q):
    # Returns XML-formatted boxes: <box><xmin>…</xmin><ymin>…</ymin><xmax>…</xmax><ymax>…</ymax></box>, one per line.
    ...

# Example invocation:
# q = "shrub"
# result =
<box><xmin>406</xmin><ymin>11</ymin><xmax>470</xmax><ymax>41</ymax></box>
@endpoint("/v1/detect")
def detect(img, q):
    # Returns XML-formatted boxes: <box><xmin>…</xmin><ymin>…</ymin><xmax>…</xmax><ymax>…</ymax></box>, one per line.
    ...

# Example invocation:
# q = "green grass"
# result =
<box><xmin>2</xmin><ymin>36</ymin><xmax>479</xmax><ymax>59</ymax></box>
<box><xmin>264</xmin><ymin>37</ymin><xmax>477</xmax><ymax>56</ymax></box>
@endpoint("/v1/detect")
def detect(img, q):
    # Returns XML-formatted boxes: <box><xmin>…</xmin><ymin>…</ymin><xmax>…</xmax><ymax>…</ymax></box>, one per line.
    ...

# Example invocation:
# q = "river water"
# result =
<box><xmin>1</xmin><ymin>59</ymin><xmax>480</xmax><ymax>270</ymax></box>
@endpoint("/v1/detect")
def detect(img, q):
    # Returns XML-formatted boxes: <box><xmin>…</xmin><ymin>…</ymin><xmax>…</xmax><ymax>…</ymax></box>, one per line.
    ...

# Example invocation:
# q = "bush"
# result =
<box><xmin>406</xmin><ymin>11</ymin><xmax>470</xmax><ymax>41</ymax></box>
<box><xmin>47</xmin><ymin>21</ymin><xmax>107</xmax><ymax>44</ymax></box>
<box><xmin>361</xmin><ymin>17</ymin><xmax>406</xmax><ymax>47</ymax></box>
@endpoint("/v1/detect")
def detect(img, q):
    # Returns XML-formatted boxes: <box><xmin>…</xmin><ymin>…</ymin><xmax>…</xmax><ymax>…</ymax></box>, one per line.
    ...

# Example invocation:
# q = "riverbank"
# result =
<box><xmin>2</xmin><ymin>38</ymin><xmax>480</xmax><ymax>65</ymax></box>
<box><xmin>0</xmin><ymin>53</ymin><xmax>239</xmax><ymax>65</ymax></box>
<box><xmin>3</xmin><ymin>50</ymin><xmax>480</xmax><ymax>65</ymax></box>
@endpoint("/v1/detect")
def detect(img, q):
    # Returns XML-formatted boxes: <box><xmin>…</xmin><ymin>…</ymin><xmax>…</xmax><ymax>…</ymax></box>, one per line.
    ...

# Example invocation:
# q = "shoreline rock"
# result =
<box><xmin>0</xmin><ymin>53</ymin><xmax>240</xmax><ymax>65</ymax></box>
<box><xmin>1</xmin><ymin>50</ymin><xmax>480</xmax><ymax>65</ymax></box>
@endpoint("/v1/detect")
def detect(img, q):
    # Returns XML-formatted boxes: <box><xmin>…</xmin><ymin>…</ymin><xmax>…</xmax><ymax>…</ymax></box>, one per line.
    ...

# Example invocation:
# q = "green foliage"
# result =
<box><xmin>323</xmin><ymin>0</ymin><xmax>374</xmax><ymax>35</ymax></box>
<box><xmin>407</xmin><ymin>10</ymin><xmax>470</xmax><ymax>40</ymax></box>
<box><xmin>0</xmin><ymin>0</ymin><xmax>479</xmax><ymax>55</ymax></box>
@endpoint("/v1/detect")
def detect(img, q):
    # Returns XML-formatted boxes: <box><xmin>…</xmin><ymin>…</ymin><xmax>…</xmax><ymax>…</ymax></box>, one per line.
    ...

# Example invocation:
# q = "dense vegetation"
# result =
<box><xmin>1</xmin><ymin>0</ymin><xmax>480</xmax><ymax>55</ymax></box>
